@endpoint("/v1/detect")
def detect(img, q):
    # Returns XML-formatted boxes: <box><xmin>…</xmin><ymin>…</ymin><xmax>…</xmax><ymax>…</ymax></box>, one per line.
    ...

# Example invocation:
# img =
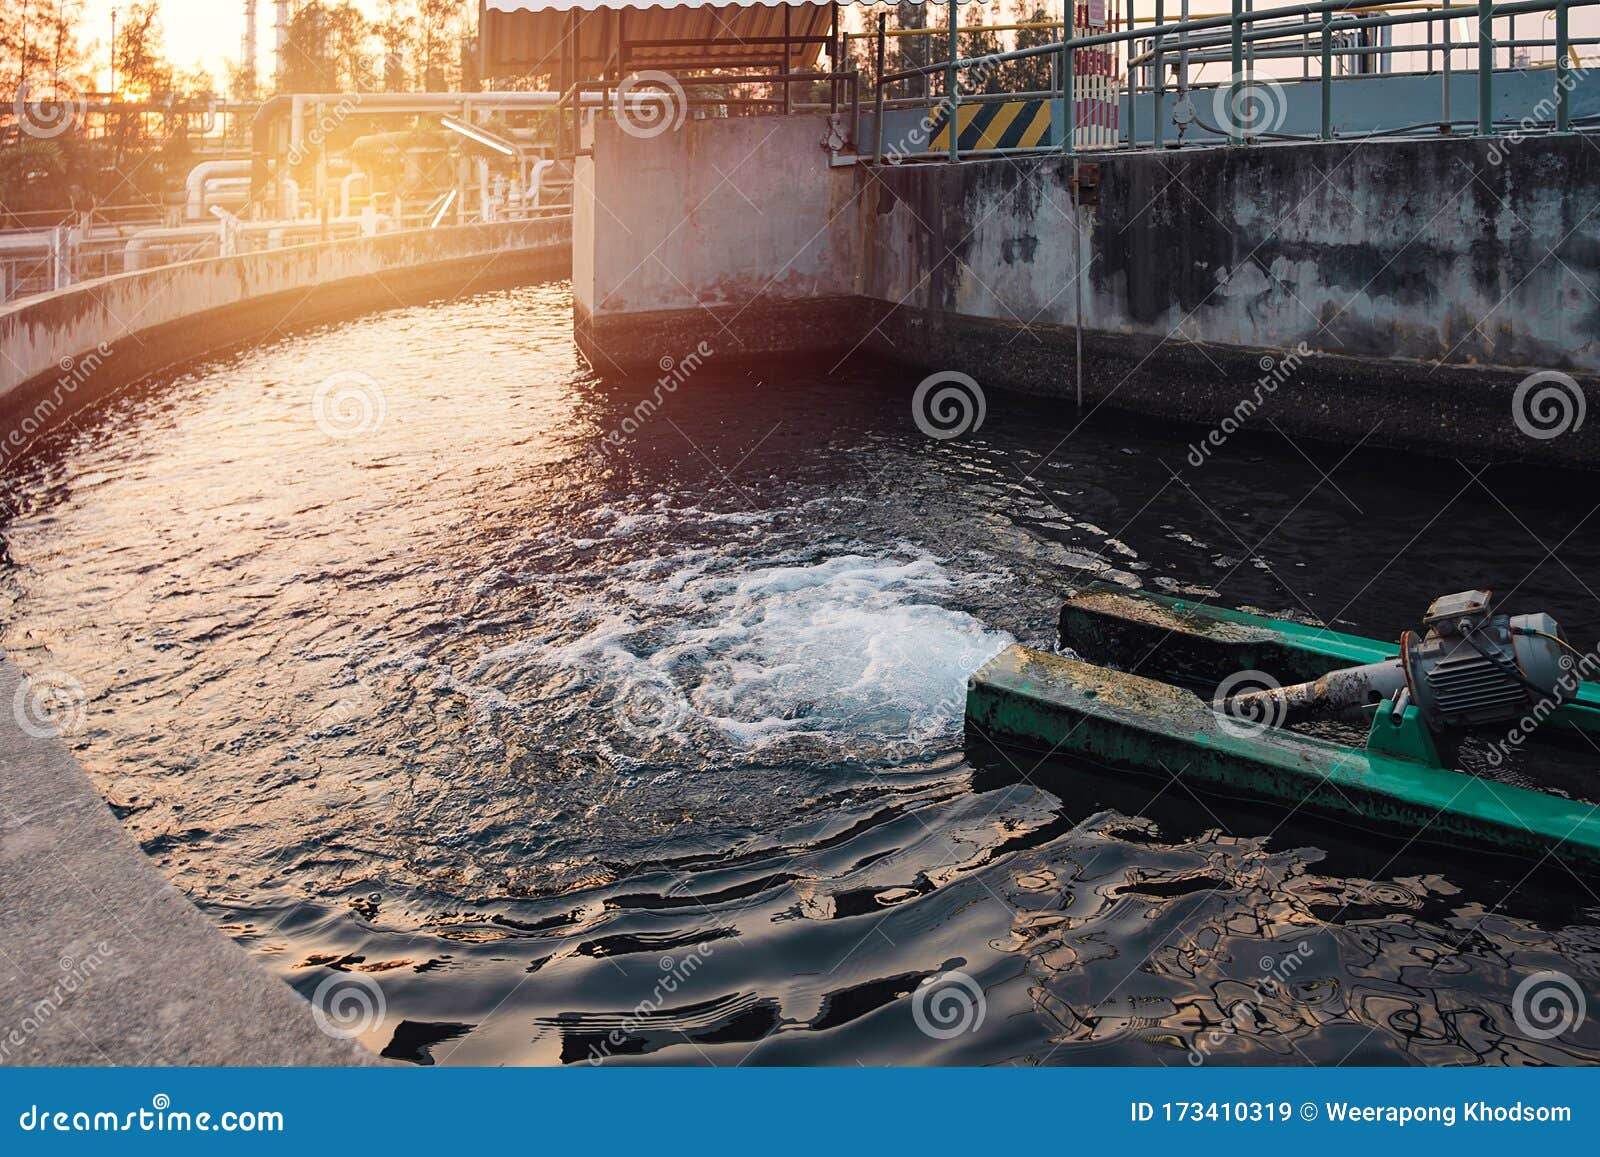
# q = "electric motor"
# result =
<box><xmin>1222</xmin><ymin>590</ymin><xmax>1579</xmax><ymax>734</ymax></box>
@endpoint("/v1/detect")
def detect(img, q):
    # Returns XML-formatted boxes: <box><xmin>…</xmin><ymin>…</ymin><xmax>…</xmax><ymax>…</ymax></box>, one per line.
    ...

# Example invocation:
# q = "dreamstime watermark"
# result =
<box><xmin>602</xmin><ymin>341</ymin><xmax>714</xmax><ymax>449</ymax></box>
<box><xmin>1486</xmin><ymin>62</ymin><xmax>1591</xmax><ymax>165</ymax></box>
<box><xmin>611</xmin><ymin>673</ymin><xmax>691</xmax><ymax>741</ymax></box>
<box><xmin>883</xmin><ymin>55</ymin><xmax>1004</xmax><ymax>162</ymax></box>
<box><xmin>1</xmin><ymin>343</ymin><xmax>115</xmax><ymax>473</ymax></box>
<box><xmin>312</xmin><ymin>369</ymin><xmax>387</xmax><ymax>441</ymax></box>
<box><xmin>12</xmin><ymin>73</ymin><xmax>87</xmax><ymax>139</ymax></box>
<box><xmin>1187</xmin><ymin>941</ymin><xmax>1316</xmax><ymax>1065</ymax></box>
<box><xmin>586</xmin><ymin>935</ymin><xmax>726</xmax><ymax>1064</ymax></box>
<box><xmin>1512</xmin><ymin>369</ymin><xmax>1587</xmax><ymax>441</ymax></box>
<box><xmin>912</xmin><ymin>370</ymin><xmax>986</xmax><ymax>441</ymax></box>
<box><xmin>17</xmin><ymin>1095</ymin><xmax>284</xmax><ymax>1134</ymax></box>
<box><xmin>614</xmin><ymin>71</ymin><xmax>689</xmax><ymax>139</ymax></box>
<box><xmin>286</xmin><ymin>95</ymin><xmax>363</xmax><ymax>166</ymax></box>
<box><xmin>309</xmin><ymin>971</ymin><xmax>386</xmax><ymax>1040</ymax></box>
<box><xmin>911</xmin><ymin>969</ymin><xmax>987</xmax><ymax>1039</ymax></box>
<box><xmin>1511</xmin><ymin>970</ymin><xmax>1588</xmax><ymax>1040</ymax></box>
<box><xmin>1211</xmin><ymin>70</ymin><xmax>1288</xmax><ymax>139</ymax></box>
<box><xmin>1485</xmin><ymin>641</ymin><xmax>1600</xmax><ymax>767</ymax></box>
<box><xmin>1186</xmin><ymin>343</ymin><xmax>1310</xmax><ymax>467</ymax></box>
<box><xmin>0</xmin><ymin>942</ymin><xmax>116</xmax><ymax>1064</ymax></box>
<box><xmin>1211</xmin><ymin>669</ymin><xmax>1287</xmax><ymax>738</ymax></box>
<box><xmin>12</xmin><ymin>670</ymin><xmax>88</xmax><ymax>740</ymax></box>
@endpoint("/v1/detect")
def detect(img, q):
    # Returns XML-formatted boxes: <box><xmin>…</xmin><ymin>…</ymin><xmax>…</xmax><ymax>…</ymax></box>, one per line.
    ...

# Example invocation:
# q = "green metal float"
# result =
<box><xmin>966</xmin><ymin>586</ymin><xmax>1600</xmax><ymax>868</ymax></box>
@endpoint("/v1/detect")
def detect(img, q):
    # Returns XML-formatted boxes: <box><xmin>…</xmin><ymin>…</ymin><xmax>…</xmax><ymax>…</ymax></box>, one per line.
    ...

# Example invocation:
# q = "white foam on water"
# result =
<box><xmin>482</xmin><ymin>548</ymin><xmax>1014</xmax><ymax>760</ymax></box>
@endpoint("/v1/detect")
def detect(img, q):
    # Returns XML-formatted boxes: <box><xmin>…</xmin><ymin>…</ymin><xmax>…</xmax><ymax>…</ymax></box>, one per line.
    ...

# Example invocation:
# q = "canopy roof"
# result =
<box><xmin>480</xmin><ymin>1</ymin><xmax>847</xmax><ymax>80</ymax></box>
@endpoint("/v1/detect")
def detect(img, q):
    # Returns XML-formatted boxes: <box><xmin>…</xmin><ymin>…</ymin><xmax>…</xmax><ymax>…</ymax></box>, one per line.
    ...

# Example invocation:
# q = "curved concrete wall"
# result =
<box><xmin>0</xmin><ymin>661</ymin><xmax>381</xmax><ymax>1066</ymax></box>
<box><xmin>1</xmin><ymin>217</ymin><xmax>572</xmax><ymax>443</ymax></box>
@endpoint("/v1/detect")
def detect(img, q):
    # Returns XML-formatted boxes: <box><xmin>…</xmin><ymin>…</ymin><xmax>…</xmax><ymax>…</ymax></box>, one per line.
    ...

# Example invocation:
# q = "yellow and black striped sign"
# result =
<box><xmin>929</xmin><ymin>99</ymin><xmax>1053</xmax><ymax>152</ymax></box>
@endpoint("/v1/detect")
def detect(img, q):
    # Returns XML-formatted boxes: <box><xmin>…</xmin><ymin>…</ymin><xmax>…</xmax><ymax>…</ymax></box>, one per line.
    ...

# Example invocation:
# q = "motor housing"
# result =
<box><xmin>1401</xmin><ymin>590</ymin><xmax>1573</xmax><ymax>730</ymax></box>
<box><xmin>1222</xmin><ymin>590</ymin><xmax>1577</xmax><ymax>734</ymax></box>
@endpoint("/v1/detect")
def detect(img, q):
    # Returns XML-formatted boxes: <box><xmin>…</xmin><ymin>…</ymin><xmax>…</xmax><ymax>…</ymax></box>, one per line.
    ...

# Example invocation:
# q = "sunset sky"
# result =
<box><xmin>72</xmin><ymin>1</ymin><xmax>1597</xmax><ymax>92</ymax></box>
<box><xmin>80</xmin><ymin>0</ymin><xmax>388</xmax><ymax>87</ymax></box>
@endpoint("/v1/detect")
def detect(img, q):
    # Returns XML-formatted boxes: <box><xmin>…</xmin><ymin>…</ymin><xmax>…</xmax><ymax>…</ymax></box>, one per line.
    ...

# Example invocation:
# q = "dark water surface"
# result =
<box><xmin>4</xmin><ymin>281</ymin><xmax>1599</xmax><ymax>1066</ymax></box>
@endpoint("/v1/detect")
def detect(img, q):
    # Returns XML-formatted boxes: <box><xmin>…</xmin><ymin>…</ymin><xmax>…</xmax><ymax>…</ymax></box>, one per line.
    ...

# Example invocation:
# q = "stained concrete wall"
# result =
<box><xmin>574</xmin><ymin>116</ymin><xmax>1599</xmax><ymax>464</ymax></box>
<box><xmin>862</xmin><ymin>136</ymin><xmax>1599</xmax><ymax>372</ymax></box>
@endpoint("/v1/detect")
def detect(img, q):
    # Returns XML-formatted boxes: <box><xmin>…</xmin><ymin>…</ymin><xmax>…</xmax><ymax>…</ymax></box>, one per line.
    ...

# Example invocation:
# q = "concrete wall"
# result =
<box><xmin>0</xmin><ymin>661</ymin><xmax>383</xmax><ymax>1066</ymax></box>
<box><xmin>574</xmin><ymin>117</ymin><xmax>1599</xmax><ymax>463</ymax></box>
<box><xmin>574</xmin><ymin>116</ymin><xmax>861</xmax><ymax>371</ymax></box>
<box><xmin>862</xmin><ymin>136</ymin><xmax>1599</xmax><ymax>371</ymax></box>
<box><xmin>1</xmin><ymin>216</ymin><xmax>572</xmax><ymax>409</ymax></box>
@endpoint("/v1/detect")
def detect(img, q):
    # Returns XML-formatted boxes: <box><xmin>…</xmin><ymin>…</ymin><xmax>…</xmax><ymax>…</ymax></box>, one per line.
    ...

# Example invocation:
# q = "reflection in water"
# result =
<box><xmin>2</xmin><ymin>281</ymin><xmax>1598</xmax><ymax>1065</ymax></box>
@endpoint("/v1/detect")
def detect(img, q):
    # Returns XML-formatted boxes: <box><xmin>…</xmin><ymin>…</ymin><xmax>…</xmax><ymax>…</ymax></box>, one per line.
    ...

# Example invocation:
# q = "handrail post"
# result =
<box><xmin>1556</xmin><ymin>0</ymin><xmax>1571</xmax><ymax>131</ymax></box>
<box><xmin>1153</xmin><ymin>0</ymin><xmax>1165</xmax><ymax>148</ymax></box>
<box><xmin>947</xmin><ymin>0</ymin><xmax>960</xmax><ymax>161</ymax></box>
<box><xmin>873</xmin><ymin>12</ymin><xmax>887</xmax><ymax>161</ymax></box>
<box><xmin>1230</xmin><ymin>0</ymin><xmax>1244</xmax><ymax>145</ymax></box>
<box><xmin>1477</xmin><ymin>0</ymin><xmax>1493</xmax><ymax>134</ymax></box>
<box><xmin>1060</xmin><ymin>0</ymin><xmax>1075</xmax><ymax>155</ymax></box>
<box><xmin>830</xmin><ymin>2</ymin><xmax>841</xmax><ymax>116</ymax></box>
<box><xmin>851</xmin><ymin>70</ymin><xmax>861</xmax><ymax>150</ymax></box>
<box><xmin>783</xmin><ymin>7</ymin><xmax>793</xmax><ymax>116</ymax></box>
<box><xmin>1443</xmin><ymin>0</ymin><xmax>1453</xmax><ymax>130</ymax></box>
<box><xmin>1127</xmin><ymin>0</ymin><xmax>1137</xmax><ymax>147</ymax></box>
<box><xmin>1320</xmin><ymin>10</ymin><xmax>1332</xmax><ymax>140</ymax></box>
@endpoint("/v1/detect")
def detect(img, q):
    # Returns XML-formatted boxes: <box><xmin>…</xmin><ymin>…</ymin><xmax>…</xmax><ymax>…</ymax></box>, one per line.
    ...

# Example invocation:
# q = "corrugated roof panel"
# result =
<box><xmin>481</xmin><ymin>1</ymin><xmax>841</xmax><ymax>79</ymax></box>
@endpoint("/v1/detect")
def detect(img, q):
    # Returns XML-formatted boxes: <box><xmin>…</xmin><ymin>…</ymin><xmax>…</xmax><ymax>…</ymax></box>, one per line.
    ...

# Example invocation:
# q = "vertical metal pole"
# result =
<box><xmin>1153</xmin><ymin>0</ymin><xmax>1165</xmax><ymax>148</ymax></box>
<box><xmin>947</xmin><ymin>0</ymin><xmax>959</xmax><ymax>162</ymax></box>
<box><xmin>1127</xmin><ymin>0</ymin><xmax>1136</xmax><ymax>147</ymax></box>
<box><xmin>1320</xmin><ymin>11</ymin><xmax>1332</xmax><ymax>139</ymax></box>
<box><xmin>874</xmin><ymin>13</ymin><xmax>887</xmax><ymax>160</ymax></box>
<box><xmin>570</xmin><ymin>10</ymin><xmax>581</xmax><ymax>158</ymax></box>
<box><xmin>1556</xmin><ymin>0</ymin><xmax>1570</xmax><ymax>130</ymax></box>
<box><xmin>783</xmin><ymin>7</ymin><xmax>792</xmax><ymax>115</ymax></box>
<box><xmin>1443</xmin><ymin>0</ymin><xmax>1453</xmax><ymax>128</ymax></box>
<box><xmin>1477</xmin><ymin>0</ymin><xmax>1493</xmax><ymax>134</ymax></box>
<box><xmin>1065</xmin><ymin>0</ymin><xmax>1082</xmax><ymax>409</ymax></box>
<box><xmin>1179</xmin><ymin>0</ymin><xmax>1190</xmax><ymax>103</ymax></box>
<box><xmin>830</xmin><ymin>3</ymin><xmax>841</xmax><ymax>115</ymax></box>
<box><xmin>1073</xmin><ymin>154</ymin><xmax>1084</xmax><ymax>411</ymax></box>
<box><xmin>1244</xmin><ymin>0</ymin><xmax>1254</xmax><ymax>79</ymax></box>
<box><xmin>1229</xmin><ymin>0</ymin><xmax>1243</xmax><ymax>144</ymax></box>
<box><xmin>1061</xmin><ymin>0</ymin><xmax>1075</xmax><ymax>154</ymax></box>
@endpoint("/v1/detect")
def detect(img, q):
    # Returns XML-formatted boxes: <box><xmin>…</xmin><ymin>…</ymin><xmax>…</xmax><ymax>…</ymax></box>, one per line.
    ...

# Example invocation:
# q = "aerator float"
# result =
<box><xmin>965</xmin><ymin>586</ymin><xmax>1600</xmax><ymax>867</ymax></box>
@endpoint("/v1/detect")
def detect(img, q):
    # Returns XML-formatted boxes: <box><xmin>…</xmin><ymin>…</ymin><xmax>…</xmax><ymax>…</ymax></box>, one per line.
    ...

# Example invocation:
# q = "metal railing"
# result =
<box><xmin>872</xmin><ymin>0</ymin><xmax>1600</xmax><ymax>161</ymax></box>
